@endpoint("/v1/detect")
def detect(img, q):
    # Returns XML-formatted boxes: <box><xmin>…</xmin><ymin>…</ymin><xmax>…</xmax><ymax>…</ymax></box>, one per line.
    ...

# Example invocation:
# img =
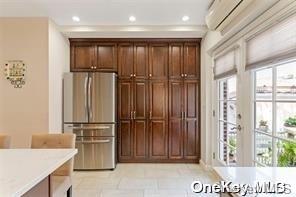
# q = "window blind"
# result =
<box><xmin>214</xmin><ymin>48</ymin><xmax>239</xmax><ymax>80</ymax></box>
<box><xmin>246</xmin><ymin>14</ymin><xmax>296</xmax><ymax>70</ymax></box>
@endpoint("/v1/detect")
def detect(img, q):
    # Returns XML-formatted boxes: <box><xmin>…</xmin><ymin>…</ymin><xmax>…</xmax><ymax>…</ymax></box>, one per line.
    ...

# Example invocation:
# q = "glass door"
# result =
<box><xmin>215</xmin><ymin>76</ymin><xmax>241</xmax><ymax>166</ymax></box>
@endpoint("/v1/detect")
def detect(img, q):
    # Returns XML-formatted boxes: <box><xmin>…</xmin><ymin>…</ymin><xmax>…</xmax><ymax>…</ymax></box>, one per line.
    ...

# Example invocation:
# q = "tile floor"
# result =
<box><xmin>73</xmin><ymin>164</ymin><xmax>219</xmax><ymax>197</ymax></box>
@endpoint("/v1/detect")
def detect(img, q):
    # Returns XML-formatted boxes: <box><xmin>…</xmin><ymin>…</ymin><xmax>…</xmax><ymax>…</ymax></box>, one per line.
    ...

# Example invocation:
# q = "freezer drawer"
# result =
<box><xmin>74</xmin><ymin>136</ymin><xmax>116</xmax><ymax>170</ymax></box>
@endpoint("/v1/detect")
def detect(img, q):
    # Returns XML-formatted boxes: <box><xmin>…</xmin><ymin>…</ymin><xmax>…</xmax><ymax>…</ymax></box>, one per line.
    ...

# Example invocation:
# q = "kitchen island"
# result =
<box><xmin>0</xmin><ymin>149</ymin><xmax>77</xmax><ymax>197</ymax></box>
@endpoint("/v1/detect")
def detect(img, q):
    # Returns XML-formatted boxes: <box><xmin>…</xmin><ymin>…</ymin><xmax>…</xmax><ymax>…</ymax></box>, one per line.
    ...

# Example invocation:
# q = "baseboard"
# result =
<box><xmin>199</xmin><ymin>159</ymin><xmax>213</xmax><ymax>171</ymax></box>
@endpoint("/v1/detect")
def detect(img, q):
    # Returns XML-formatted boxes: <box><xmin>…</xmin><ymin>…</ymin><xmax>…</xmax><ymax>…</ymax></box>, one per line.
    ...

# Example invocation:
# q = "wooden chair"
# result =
<box><xmin>0</xmin><ymin>134</ymin><xmax>11</xmax><ymax>149</ymax></box>
<box><xmin>31</xmin><ymin>134</ymin><xmax>76</xmax><ymax>197</ymax></box>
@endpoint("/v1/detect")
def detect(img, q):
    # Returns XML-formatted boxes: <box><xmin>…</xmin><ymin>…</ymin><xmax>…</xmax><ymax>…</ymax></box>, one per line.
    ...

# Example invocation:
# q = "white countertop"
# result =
<box><xmin>214</xmin><ymin>167</ymin><xmax>296</xmax><ymax>196</ymax></box>
<box><xmin>0</xmin><ymin>149</ymin><xmax>77</xmax><ymax>197</ymax></box>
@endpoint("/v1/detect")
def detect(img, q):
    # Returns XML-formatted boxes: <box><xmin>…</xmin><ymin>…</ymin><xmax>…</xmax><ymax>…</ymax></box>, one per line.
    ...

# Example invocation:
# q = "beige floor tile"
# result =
<box><xmin>100</xmin><ymin>189</ymin><xmax>144</xmax><ymax>197</ymax></box>
<box><xmin>77</xmin><ymin>177</ymin><xmax>120</xmax><ymax>190</ymax></box>
<box><xmin>144</xmin><ymin>189</ymin><xmax>187</xmax><ymax>197</ymax></box>
<box><xmin>73</xmin><ymin>189</ymin><xmax>101</xmax><ymax>197</ymax></box>
<box><xmin>144</xmin><ymin>168</ymin><xmax>180</xmax><ymax>178</ymax></box>
<box><xmin>118</xmin><ymin>178</ymin><xmax>158</xmax><ymax>189</ymax></box>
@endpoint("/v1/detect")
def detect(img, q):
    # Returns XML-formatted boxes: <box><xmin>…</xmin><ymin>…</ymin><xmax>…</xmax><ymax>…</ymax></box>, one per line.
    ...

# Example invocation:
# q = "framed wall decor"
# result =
<box><xmin>4</xmin><ymin>60</ymin><xmax>26</xmax><ymax>88</ymax></box>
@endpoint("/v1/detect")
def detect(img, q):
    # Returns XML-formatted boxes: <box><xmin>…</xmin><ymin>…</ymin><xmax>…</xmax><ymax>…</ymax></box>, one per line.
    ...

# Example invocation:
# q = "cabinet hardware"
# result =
<box><xmin>149</xmin><ymin>111</ymin><xmax>152</xmax><ymax>119</ymax></box>
<box><xmin>184</xmin><ymin>74</ymin><xmax>187</xmax><ymax>77</ymax></box>
<box><xmin>133</xmin><ymin>74</ymin><xmax>136</xmax><ymax>77</ymax></box>
<box><xmin>134</xmin><ymin>111</ymin><xmax>136</xmax><ymax>119</ymax></box>
<box><xmin>181</xmin><ymin>74</ymin><xmax>184</xmax><ymax>77</ymax></box>
<box><xmin>130</xmin><ymin>74</ymin><xmax>133</xmax><ymax>78</ymax></box>
<box><xmin>130</xmin><ymin>111</ymin><xmax>133</xmax><ymax>119</ymax></box>
<box><xmin>149</xmin><ymin>74</ymin><xmax>152</xmax><ymax>77</ymax></box>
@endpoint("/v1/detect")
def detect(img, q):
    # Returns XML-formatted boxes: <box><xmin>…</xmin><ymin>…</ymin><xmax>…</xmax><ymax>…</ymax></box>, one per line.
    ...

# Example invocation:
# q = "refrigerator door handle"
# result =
<box><xmin>84</xmin><ymin>76</ymin><xmax>89</xmax><ymax>121</ymax></box>
<box><xmin>76</xmin><ymin>139</ymin><xmax>111</xmax><ymax>144</ymax></box>
<box><xmin>88</xmin><ymin>75</ymin><xmax>93</xmax><ymax>120</ymax></box>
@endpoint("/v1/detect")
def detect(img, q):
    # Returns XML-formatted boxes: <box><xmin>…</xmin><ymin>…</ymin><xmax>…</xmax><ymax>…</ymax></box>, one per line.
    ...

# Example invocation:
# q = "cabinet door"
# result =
<box><xmin>119</xmin><ymin>120</ymin><xmax>133</xmax><ymax>160</ymax></box>
<box><xmin>149</xmin><ymin>81</ymin><xmax>167</xmax><ymax>119</ymax></box>
<box><xmin>184</xmin><ymin>80</ymin><xmax>199</xmax><ymax>159</ymax></box>
<box><xmin>168</xmin><ymin>81</ymin><xmax>183</xmax><ymax>159</ymax></box>
<box><xmin>149</xmin><ymin>44</ymin><xmax>168</xmax><ymax>79</ymax></box>
<box><xmin>169</xmin><ymin>43</ymin><xmax>183</xmax><ymax>79</ymax></box>
<box><xmin>149</xmin><ymin>120</ymin><xmax>168</xmax><ymax>159</ymax></box>
<box><xmin>134</xmin><ymin>43</ymin><xmax>148</xmax><ymax>79</ymax></box>
<box><xmin>184</xmin><ymin>43</ymin><xmax>200</xmax><ymax>79</ymax></box>
<box><xmin>97</xmin><ymin>43</ymin><xmax>117</xmax><ymax>71</ymax></box>
<box><xmin>134</xmin><ymin>81</ymin><xmax>147</xmax><ymax>119</ymax></box>
<box><xmin>134</xmin><ymin>120</ymin><xmax>147</xmax><ymax>159</ymax></box>
<box><xmin>149</xmin><ymin>81</ymin><xmax>168</xmax><ymax>159</ymax></box>
<box><xmin>118</xmin><ymin>80</ymin><xmax>133</xmax><ymax>120</ymax></box>
<box><xmin>71</xmin><ymin>44</ymin><xmax>96</xmax><ymax>71</ymax></box>
<box><xmin>118</xmin><ymin>43</ymin><xmax>134</xmax><ymax>79</ymax></box>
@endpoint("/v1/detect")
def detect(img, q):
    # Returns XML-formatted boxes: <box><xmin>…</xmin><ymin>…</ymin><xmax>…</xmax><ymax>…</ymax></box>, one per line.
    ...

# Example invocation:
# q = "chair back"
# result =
<box><xmin>31</xmin><ymin>134</ymin><xmax>76</xmax><ymax>176</ymax></box>
<box><xmin>0</xmin><ymin>134</ymin><xmax>11</xmax><ymax>149</ymax></box>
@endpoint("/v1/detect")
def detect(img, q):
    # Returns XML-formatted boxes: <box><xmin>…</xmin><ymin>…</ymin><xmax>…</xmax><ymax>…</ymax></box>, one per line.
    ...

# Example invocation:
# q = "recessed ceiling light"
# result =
<box><xmin>72</xmin><ymin>16</ymin><xmax>80</xmax><ymax>22</ymax></box>
<box><xmin>182</xmin><ymin>15</ymin><xmax>190</xmax><ymax>22</ymax></box>
<box><xmin>129</xmin><ymin>16</ymin><xmax>136</xmax><ymax>22</ymax></box>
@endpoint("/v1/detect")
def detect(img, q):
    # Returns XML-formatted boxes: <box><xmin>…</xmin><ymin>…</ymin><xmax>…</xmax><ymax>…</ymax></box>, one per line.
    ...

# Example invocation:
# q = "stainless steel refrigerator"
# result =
<box><xmin>63</xmin><ymin>72</ymin><xmax>117</xmax><ymax>170</ymax></box>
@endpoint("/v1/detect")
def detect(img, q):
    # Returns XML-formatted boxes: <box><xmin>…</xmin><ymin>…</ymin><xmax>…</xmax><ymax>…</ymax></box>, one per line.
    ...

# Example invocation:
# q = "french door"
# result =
<box><xmin>213</xmin><ymin>72</ymin><xmax>252</xmax><ymax>166</ymax></box>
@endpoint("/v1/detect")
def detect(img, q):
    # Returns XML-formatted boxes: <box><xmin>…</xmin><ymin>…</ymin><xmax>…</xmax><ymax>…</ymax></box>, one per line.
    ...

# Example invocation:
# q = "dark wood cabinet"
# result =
<box><xmin>168</xmin><ymin>80</ymin><xmax>199</xmax><ymax>161</ymax></box>
<box><xmin>118</xmin><ymin>43</ymin><xmax>148</xmax><ymax>79</ymax></box>
<box><xmin>70</xmin><ymin>38</ymin><xmax>200</xmax><ymax>163</ymax></box>
<box><xmin>97</xmin><ymin>43</ymin><xmax>117</xmax><ymax>71</ymax></box>
<box><xmin>71</xmin><ymin>43</ymin><xmax>96</xmax><ymax>71</ymax></box>
<box><xmin>149</xmin><ymin>44</ymin><xmax>169</xmax><ymax>79</ymax></box>
<box><xmin>184</xmin><ymin>43</ymin><xmax>200</xmax><ymax>79</ymax></box>
<box><xmin>149</xmin><ymin>80</ymin><xmax>168</xmax><ymax>159</ymax></box>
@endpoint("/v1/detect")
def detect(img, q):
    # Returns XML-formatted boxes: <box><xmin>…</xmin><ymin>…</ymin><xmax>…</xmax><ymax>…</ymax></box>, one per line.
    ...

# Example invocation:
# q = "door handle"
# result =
<box><xmin>84</xmin><ymin>76</ymin><xmax>88</xmax><ymax>121</ymax></box>
<box><xmin>88</xmin><ymin>75</ymin><xmax>92</xmax><ymax>119</ymax></box>
<box><xmin>231</xmin><ymin>125</ymin><xmax>242</xmax><ymax>131</ymax></box>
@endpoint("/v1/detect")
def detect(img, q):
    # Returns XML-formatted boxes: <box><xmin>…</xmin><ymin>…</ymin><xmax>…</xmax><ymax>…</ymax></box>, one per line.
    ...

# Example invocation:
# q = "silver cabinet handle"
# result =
<box><xmin>133</xmin><ymin>74</ymin><xmax>136</xmax><ymax>77</ymax></box>
<box><xmin>76</xmin><ymin>139</ymin><xmax>111</xmax><ymax>144</ymax></box>
<box><xmin>134</xmin><ymin>111</ymin><xmax>136</xmax><ymax>119</ymax></box>
<box><xmin>131</xmin><ymin>111</ymin><xmax>133</xmax><ymax>119</ymax></box>
<box><xmin>149</xmin><ymin>111</ymin><xmax>152</xmax><ymax>119</ymax></box>
<box><xmin>181</xmin><ymin>74</ymin><xmax>184</xmax><ymax>77</ymax></box>
<box><xmin>184</xmin><ymin>74</ymin><xmax>187</xmax><ymax>77</ymax></box>
<box><xmin>130</xmin><ymin>74</ymin><xmax>133</xmax><ymax>78</ymax></box>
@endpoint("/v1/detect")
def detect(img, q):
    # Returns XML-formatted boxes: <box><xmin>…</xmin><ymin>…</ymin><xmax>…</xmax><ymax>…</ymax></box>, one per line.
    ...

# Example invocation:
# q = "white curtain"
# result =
<box><xmin>214</xmin><ymin>48</ymin><xmax>239</xmax><ymax>80</ymax></box>
<box><xmin>246</xmin><ymin>14</ymin><xmax>296</xmax><ymax>69</ymax></box>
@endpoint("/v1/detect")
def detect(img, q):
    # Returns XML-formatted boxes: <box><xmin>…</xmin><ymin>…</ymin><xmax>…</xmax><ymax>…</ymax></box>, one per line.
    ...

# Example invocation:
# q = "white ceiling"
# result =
<box><xmin>0</xmin><ymin>0</ymin><xmax>211</xmax><ymax>26</ymax></box>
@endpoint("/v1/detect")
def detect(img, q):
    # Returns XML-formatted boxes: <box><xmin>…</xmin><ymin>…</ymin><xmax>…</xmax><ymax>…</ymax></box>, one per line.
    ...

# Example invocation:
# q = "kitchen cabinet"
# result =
<box><xmin>96</xmin><ymin>43</ymin><xmax>117</xmax><ymax>71</ymax></box>
<box><xmin>168</xmin><ymin>80</ymin><xmax>199</xmax><ymax>160</ymax></box>
<box><xmin>118</xmin><ymin>80</ymin><xmax>148</xmax><ymax>161</ymax></box>
<box><xmin>118</xmin><ymin>43</ymin><xmax>148</xmax><ymax>79</ymax></box>
<box><xmin>71</xmin><ymin>42</ymin><xmax>117</xmax><ymax>72</ymax></box>
<box><xmin>71</xmin><ymin>43</ymin><xmax>96</xmax><ymax>71</ymax></box>
<box><xmin>148</xmin><ymin>80</ymin><xmax>168</xmax><ymax>159</ymax></box>
<box><xmin>149</xmin><ymin>44</ymin><xmax>169</xmax><ymax>80</ymax></box>
<box><xmin>169</xmin><ymin>43</ymin><xmax>200</xmax><ymax>79</ymax></box>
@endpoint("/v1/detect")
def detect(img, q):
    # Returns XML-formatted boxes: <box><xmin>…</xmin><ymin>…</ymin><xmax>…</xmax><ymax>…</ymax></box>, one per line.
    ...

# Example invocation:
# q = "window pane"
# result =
<box><xmin>255</xmin><ymin>102</ymin><xmax>272</xmax><ymax>133</ymax></box>
<box><xmin>256</xmin><ymin>68</ymin><xmax>272</xmax><ymax>100</ymax></box>
<box><xmin>219</xmin><ymin>141</ymin><xmax>227</xmax><ymax>164</ymax></box>
<box><xmin>277</xmin><ymin>139</ymin><xmax>296</xmax><ymax>167</ymax></box>
<box><xmin>219</xmin><ymin>101</ymin><xmax>236</xmax><ymax>124</ymax></box>
<box><xmin>227</xmin><ymin>77</ymin><xmax>236</xmax><ymax>100</ymax></box>
<box><xmin>276</xmin><ymin>103</ymin><xmax>296</xmax><ymax>141</ymax></box>
<box><xmin>255</xmin><ymin>132</ymin><xmax>273</xmax><ymax>166</ymax></box>
<box><xmin>276</xmin><ymin>62</ymin><xmax>296</xmax><ymax>100</ymax></box>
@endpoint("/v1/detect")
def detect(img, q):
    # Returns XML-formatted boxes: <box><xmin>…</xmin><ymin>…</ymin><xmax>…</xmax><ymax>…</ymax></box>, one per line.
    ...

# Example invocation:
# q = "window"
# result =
<box><xmin>218</xmin><ymin>76</ymin><xmax>237</xmax><ymax>166</ymax></box>
<box><xmin>254</xmin><ymin>61</ymin><xmax>296</xmax><ymax>167</ymax></box>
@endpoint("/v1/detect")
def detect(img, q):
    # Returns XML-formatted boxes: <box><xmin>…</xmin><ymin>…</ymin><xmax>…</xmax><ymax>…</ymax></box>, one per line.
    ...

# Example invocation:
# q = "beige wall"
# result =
<box><xmin>48</xmin><ymin>20</ymin><xmax>70</xmax><ymax>133</ymax></box>
<box><xmin>0</xmin><ymin>18</ymin><xmax>69</xmax><ymax>147</ymax></box>
<box><xmin>0</xmin><ymin>18</ymin><xmax>49</xmax><ymax>148</ymax></box>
